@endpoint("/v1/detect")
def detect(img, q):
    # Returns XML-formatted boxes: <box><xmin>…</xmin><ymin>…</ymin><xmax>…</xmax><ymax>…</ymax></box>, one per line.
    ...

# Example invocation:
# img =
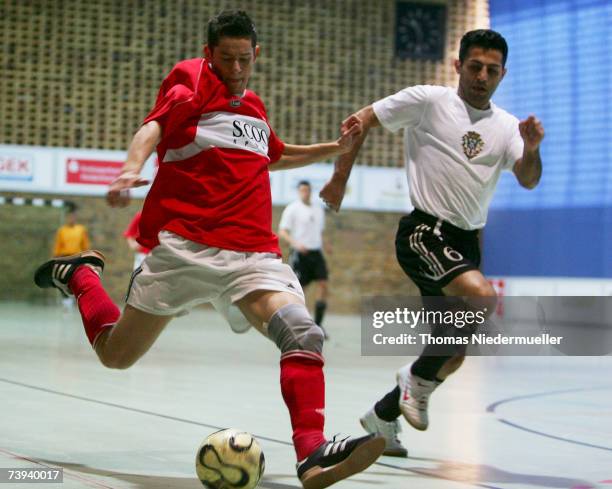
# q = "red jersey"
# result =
<box><xmin>123</xmin><ymin>211</ymin><xmax>152</xmax><ymax>254</ymax></box>
<box><xmin>138</xmin><ymin>58</ymin><xmax>285</xmax><ymax>254</ymax></box>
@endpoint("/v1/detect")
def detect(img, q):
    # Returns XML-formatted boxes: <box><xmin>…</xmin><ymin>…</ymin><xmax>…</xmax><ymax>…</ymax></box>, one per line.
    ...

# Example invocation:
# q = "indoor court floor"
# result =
<box><xmin>1</xmin><ymin>302</ymin><xmax>611</xmax><ymax>489</ymax></box>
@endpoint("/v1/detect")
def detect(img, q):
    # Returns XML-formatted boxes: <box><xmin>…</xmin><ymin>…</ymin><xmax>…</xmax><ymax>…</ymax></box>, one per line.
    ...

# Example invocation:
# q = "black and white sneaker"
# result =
<box><xmin>296</xmin><ymin>434</ymin><xmax>385</xmax><ymax>489</ymax></box>
<box><xmin>34</xmin><ymin>250</ymin><xmax>106</xmax><ymax>297</ymax></box>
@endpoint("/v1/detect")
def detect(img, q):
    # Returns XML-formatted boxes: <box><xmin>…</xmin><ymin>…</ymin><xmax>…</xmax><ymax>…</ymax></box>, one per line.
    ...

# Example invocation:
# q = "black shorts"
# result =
<box><xmin>289</xmin><ymin>249</ymin><xmax>328</xmax><ymax>287</ymax></box>
<box><xmin>395</xmin><ymin>209</ymin><xmax>481</xmax><ymax>296</ymax></box>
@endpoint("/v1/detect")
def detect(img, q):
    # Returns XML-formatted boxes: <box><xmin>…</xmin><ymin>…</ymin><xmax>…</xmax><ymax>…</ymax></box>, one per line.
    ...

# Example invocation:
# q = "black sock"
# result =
<box><xmin>314</xmin><ymin>300</ymin><xmax>327</xmax><ymax>326</ymax></box>
<box><xmin>410</xmin><ymin>356</ymin><xmax>451</xmax><ymax>381</ymax></box>
<box><xmin>374</xmin><ymin>386</ymin><xmax>401</xmax><ymax>422</ymax></box>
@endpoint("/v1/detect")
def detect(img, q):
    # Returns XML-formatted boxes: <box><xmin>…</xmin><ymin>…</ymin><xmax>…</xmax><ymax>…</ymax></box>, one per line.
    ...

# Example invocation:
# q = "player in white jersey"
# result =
<box><xmin>279</xmin><ymin>181</ymin><xmax>330</xmax><ymax>337</ymax></box>
<box><xmin>320</xmin><ymin>29</ymin><xmax>544</xmax><ymax>456</ymax></box>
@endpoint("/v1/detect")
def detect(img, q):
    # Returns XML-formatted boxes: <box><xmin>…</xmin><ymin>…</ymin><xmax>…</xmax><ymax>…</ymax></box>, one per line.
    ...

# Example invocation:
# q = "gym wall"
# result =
<box><xmin>0</xmin><ymin>0</ymin><xmax>490</xmax><ymax>311</ymax></box>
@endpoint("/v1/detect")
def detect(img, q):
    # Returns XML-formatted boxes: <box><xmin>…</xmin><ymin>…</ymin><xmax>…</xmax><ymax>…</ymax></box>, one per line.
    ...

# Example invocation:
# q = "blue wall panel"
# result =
<box><xmin>484</xmin><ymin>207</ymin><xmax>612</xmax><ymax>277</ymax></box>
<box><xmin>484</xmin><ymin>0</ymin><xmax>611</xmax><ymax>277</ymax></box>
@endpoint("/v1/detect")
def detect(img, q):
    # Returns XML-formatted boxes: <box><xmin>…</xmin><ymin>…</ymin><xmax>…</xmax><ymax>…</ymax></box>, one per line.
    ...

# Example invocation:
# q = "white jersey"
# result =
<box><xmin>279</xmin><ymin>200</ymin><xmax>325</xmax><ymax>250</ymax></box>
<box><xmin>373</xmin><ymin>85</ymin><xmax>523</xmax><ymax>230</ymax></box>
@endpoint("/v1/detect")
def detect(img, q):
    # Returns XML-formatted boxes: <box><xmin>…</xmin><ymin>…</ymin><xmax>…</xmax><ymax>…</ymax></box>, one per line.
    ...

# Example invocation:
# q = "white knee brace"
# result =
<box><xmin>268</xmin><ymin>303</ymin><xmax>324</xmax><ymax>354</ymax></box>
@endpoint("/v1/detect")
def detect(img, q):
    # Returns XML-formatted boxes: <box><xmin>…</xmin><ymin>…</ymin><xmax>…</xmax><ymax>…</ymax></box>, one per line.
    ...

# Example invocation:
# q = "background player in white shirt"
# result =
<box><xmin>279</xmin><ymin>181</ymin><xmax>330</xmax><ymax>337</ymax></box>
<box><xmin>320</xmin><ymin>29</ymin><xmax>544</xmax><ymax>457</ymax></box>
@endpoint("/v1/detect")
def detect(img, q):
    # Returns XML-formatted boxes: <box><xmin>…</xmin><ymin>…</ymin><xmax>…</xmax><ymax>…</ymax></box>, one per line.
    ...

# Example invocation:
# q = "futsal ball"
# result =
<box><xmin>196</xmin><ymin>429</ymin><xmax>265</xmax><ymax>489</ymax></box>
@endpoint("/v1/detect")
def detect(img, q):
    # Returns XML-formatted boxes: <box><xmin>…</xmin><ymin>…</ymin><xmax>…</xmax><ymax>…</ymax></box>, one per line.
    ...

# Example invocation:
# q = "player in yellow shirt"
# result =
<box><xmin>52</xmin><ymin>206</ymin><xmax>90</xmax><ymax>308</ymax></box>
<box><xmin>53</xmin><ymin>207</ymin><xmax>90</xmax><ymax>257</ymax></box>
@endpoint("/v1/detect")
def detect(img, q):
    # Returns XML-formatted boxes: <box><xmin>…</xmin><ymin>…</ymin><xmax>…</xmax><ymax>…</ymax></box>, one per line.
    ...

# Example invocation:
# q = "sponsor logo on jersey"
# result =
<box><xmin>163</xmin><ymin>112</ymin><xmax>271</xmax><ymax>162</ymax></box>
<box><xmin>232</xmin><ymin>120</ymin><xmax>270</xmax><ymax>147</ymax></box>
<box><xmin>461</xmin><ymin>131</ymin><xmax>484</xmax><ymax>159</ymax></box>
<box><xmin>230</xmin><ymin>99</ymin><xmax>241</xmax><ymax>107</ymax></box>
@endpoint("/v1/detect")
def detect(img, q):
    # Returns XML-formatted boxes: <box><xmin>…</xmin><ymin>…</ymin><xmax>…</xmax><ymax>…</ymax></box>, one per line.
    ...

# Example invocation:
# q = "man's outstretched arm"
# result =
<box><xmin>513</xmin><ymin>115</ymin><xmax>544</xmax><ymax>190</ymax></box>
<box><xmin>319</xmin><ymin>105</ymin><xmax>380</xmax><ymax>211</ymax></box>
<box><xmin>107</xmin><ymin>121</ymin><xmax>160</xmax><ymax>207</ymax></box>
<box><xmin>269</xmin><ymin>117</ymin><xmax>362</xmax><ymax>172</ymax></box>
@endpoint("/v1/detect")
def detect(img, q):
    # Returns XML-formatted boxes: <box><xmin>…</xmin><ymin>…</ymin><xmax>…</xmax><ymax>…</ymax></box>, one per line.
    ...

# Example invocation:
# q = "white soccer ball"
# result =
<box><xmin>195</xmin><ymin>429</ymin><xmax>265</xmax><ymax>489</ymax></box>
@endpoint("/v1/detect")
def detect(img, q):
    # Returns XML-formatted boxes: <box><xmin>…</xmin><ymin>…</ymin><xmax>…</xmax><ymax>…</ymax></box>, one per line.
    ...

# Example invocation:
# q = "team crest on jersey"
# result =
<box><xmin>462</xmin><ymin>131</ymin><xmax>484</xmax><ymax>159</ymax></box>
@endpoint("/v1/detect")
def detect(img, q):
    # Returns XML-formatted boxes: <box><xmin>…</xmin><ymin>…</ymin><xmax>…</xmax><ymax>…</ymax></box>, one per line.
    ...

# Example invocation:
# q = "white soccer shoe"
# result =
<box><xmin>359</xmin><ymin>408</ymin><xmax>408</xmax><ymax>457</ymax></box>
<box><xmin>396</xmin><ymin>364</ymin><xmax>440</xmax><ymax>431</ymax></box>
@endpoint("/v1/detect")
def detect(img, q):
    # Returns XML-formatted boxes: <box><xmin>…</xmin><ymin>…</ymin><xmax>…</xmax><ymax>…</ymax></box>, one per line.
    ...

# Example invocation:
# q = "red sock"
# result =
<box><xmin>280</xmin><ymin>351</ymin><xmax>326</xmax><ymax>461</ymax></box>
<box><xmin>69</xmin><ymin>267</ymin><xmax>120</xmax><ymax>346</ymax></box>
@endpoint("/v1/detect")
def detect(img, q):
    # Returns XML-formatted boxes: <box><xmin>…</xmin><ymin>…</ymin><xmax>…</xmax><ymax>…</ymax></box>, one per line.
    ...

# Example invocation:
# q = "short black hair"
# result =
<box><xmin>297</xmin><ymin>180</ymin><xmax>311</xmax><ymax>188</ymax></box>
<box><xmin>207</xmin><ymin>10</ymin><xmax>257</xmax><ymax>49</ymax></box>
<box><xmin>459</xmin><ymin>29</ymin><xmax>508</xmax><ymax>67</ymax></box>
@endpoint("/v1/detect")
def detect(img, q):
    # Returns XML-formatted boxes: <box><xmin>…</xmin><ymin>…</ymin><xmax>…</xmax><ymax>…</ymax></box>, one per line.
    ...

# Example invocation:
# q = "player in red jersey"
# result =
<box><xmin>33</xmin><ymin>10</ymin><xmax>383</xmax><ymax>489</ymax></box>
<box><xmin>123</xmin><ymin>211</ymin><xmax>151</xmax><ymax>270</ymax></box>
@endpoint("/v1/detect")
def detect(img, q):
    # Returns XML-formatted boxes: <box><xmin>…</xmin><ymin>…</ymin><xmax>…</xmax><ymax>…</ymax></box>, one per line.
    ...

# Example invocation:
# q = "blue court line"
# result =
<box><xmin>487</xmin><ymin>385</ymin><xmax>612</xmax><ymax>453</ymax></box>
<box><xmin>0</xmin><ymin>376</ymin><xmax>502</xmax><ymax>488</ymax></box>
<box><xmin>497</xmin><ymin>418</ymin><xmax>612</xmax><ymax>453</ymax></box>
<box><xmin>486</xmin><ymin>386</ymin><xmax>610</xmax><ymax>413</ymax></box>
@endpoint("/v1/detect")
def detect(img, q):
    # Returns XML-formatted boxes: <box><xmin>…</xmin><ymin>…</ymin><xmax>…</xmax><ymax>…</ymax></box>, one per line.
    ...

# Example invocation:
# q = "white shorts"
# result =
<box><xmin>126</xmin><ymin>231</ymin><xmax>305</xmax><ymax>333</ymax></box>
<box><xmin>133</xmin><ymin>251</ymin><xmax>147</xmax><ymax>270</ymax></box>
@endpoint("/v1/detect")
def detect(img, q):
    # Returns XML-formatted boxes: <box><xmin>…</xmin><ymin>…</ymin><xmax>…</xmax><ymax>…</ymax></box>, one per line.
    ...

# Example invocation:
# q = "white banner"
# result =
<box><xmin>0</xmin><ymin>144</ymin><xmax>412</xmax><ymax>213</ymax></box>
<box><xmin>0</xmin><ymin>145</ymin><xmax>156</xmax><ymax>198</ymax></box>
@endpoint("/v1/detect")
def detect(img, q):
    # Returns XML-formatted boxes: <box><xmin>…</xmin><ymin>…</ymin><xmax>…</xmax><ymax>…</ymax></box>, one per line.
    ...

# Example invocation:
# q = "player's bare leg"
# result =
<box><xmin>237</xmin><ymin>290</ymin><xmax>384</xmax><ymax>489</ymax></box>
<box><xmin>396</xmin><ymin>269</ymin><xmax>497</xmax><ymax>429</ymax></box>
<box><xmin>236</xmin><ymin>290</ymin><xmax>303</xmax><ymax>329</ymax></box>
<box><xmin>443</xmin><ymin>269</ymin><xmax>497</xmax><ymax>300</ymax></box>
<box><xmin>34</xmin><ymin>250</ymin><xmax>172</xmax><ymax>369</ymax></box>
<box><xmin>93</xmin><ymin>305</ymin><xmax>172</xmax><ymax>369</ymax></box>
<box><xmin>316</xmin><ymin>279</ymin><xmax>328</xmax><ymax>301</ymax></box>
<box><xmin>436</xmin><ymin>353</ymin><xmax>466</xmax><ymax>380</ymax></box>
<box><xmin>433</xmin><ymin>269</ymin><xmax>496</xmax><ymax>377</ymax></box>
<box><xmin>436</xmin><ymin>269</ymin><xmax>496</xmax><ymax>379</ymax></box>
<box><xmin>362</xmin><ymin>268</ymin><xmax>497</xmax><ymax>452</ymax></box>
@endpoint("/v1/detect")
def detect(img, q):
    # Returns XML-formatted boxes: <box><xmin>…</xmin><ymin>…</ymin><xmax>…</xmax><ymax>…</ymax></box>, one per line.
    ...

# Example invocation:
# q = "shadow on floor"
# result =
<box><xmin>38</xmin><ymin>456</ymin><xmax>601</xmax><ymax>489</ymax></box>
<box><xmin>39</xmin><ymin>459</ymin><xmax>302</xmax><ymax>488</ymax></box>
<box><xmin>375</xmin><ymin>456</ymin><xmax>598</xmax><ymax>488</ymax></box>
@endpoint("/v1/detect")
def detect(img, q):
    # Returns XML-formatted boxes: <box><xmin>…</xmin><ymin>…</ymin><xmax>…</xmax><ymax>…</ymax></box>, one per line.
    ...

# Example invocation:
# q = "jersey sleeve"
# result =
<box><xmin>372</xmin><ymin>85</ymin><xmax>440</xmax><ymax>133</ymax></box>
<box><xmin>267</xmin><ymin>127</ymin><xmax>285</xmax><ymax>163</ymax></box>
<box><xmin>143</xmin><ymin>62</ymin><xmax>199</xmax><ymax>137</ymax></box>
<box><xmin>123</xmin><ymin>213</ymin><xmax>141</xmax><ymax>239</ymax></box>
<box><xmin>278</xmin><ymin>204</ymin><xmax>294</xmax><ymax>231</ymax></box>
<box><xmin>503</xmin><ymin>116</ymin><xmax>524</xmax><ymax>171</ymax></box>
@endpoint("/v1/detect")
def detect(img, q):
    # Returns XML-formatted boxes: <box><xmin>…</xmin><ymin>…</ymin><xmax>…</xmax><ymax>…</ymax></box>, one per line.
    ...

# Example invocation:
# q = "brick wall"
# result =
<box><xmin>1</xmin><ymin>0</ymin><xmax>489</xmax><ymax>167</ymax></box>
<box><xmin>0</xmin><ymin>0</ymin><xmax>490</xmax><ymax>311</ymax></box>
<box><xmin>1</xmin><ymin>192</ymin><xmax>417</xmax><ymax>312</ymax></box>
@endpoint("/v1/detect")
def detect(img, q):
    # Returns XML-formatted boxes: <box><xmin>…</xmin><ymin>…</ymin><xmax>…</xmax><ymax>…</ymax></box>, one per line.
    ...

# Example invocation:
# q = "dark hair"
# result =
<box><xmin>459</xmin><ymin>29</ymin><xmax>508</xmax><ymax>66</ymax></box>
<box><xmin>207</xmin><ymin>10</ymin><xmax>257</xmax><ymax>49</ymax></box>
<box><xmin>297</xmin><ymin>180</ymin><xmax>311</xmax><ymax>188</ymax></box>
